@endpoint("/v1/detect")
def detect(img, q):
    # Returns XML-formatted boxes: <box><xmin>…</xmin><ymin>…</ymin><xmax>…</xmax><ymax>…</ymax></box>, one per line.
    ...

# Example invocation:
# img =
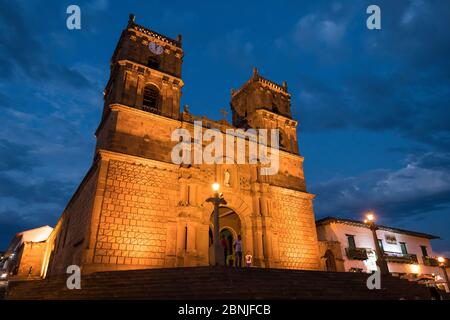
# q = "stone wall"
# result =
<box><xmin>48</xmin><ymin>163</ymin><xmax>100</xmax><ymax>276</ymax></box>
<box><xmin>92</xmin><ymin>158</ymin><xmax>179</xmax><ymax>270</ymax></box>
<box><xmin>16</xmin><ymin>242</ymin><xmax>48</xmax><ymax>277</ymax></box>
<box><xmin>97</xmin><ymin>105</ymin><xmax>179</xmax><ymax>163</ymax></box>
<box><xmin>46</xmin><ymin>149</ymin><xmax>321</xmax><ymax>275</ymax></box>
<box><xmin>271</xmin><ymin>187</ymin><xmax>320</xmax><ymax>270</ymax></box>
<box><xmin>318</xmin><ymin>240</ymin><xmax>345</xmax><ymax>272</ymax></box>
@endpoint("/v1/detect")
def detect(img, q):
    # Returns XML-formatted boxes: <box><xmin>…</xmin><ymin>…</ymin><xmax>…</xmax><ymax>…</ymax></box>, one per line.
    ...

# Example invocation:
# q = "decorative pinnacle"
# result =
<box><xmin>253</xmin><ymin>67</ymin><xmax>258</xmax><ymax>76</ymax></box>
<box><xmin>177</xmin><ymin>34</ymin><xmax>182</xmax><ymax>44</ymax></box>
<box><xmin>128</xmin><ymin>13</ymin><xmax>135</xmax><ymax>25</ymax></box>
<box><xmin>282</xmin><ymin>81</ymin><xmax>287</xmax><ymax>89</ymax></box>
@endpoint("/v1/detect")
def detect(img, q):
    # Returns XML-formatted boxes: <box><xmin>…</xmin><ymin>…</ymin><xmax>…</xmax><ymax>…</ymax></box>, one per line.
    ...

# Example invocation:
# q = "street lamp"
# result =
<box><xmin>364</xmin><ymin>211</ymin><xmax>389</xmax><ymax>275</ymax></box>
<box><xmin>437</xmin><ymin>256</ymin><xmax>450</xmax><ymax>292</ymax></box>
<box><xmin>207</xmin><ymin>183</ymin><xmax>227</xmax><ymax>266</ymax></box>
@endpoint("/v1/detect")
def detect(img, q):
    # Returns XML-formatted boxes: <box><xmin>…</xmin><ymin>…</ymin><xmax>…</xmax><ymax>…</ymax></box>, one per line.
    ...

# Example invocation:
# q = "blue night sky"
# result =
<box><xmin>1</xmin><ymin>1</ymin><xmax>450</xmax><ymax>255</ymax></box>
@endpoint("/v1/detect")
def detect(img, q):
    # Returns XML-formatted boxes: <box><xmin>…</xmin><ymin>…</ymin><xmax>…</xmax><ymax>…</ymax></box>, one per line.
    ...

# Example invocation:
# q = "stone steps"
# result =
<box><xmin>0</xmin><ymin>281</ymin><xmax>7</xmax><ymax>300</ymax></box>
<box><xmin>5</xmin><ymin>266</ymin><xmax>445</xmax><ymax>300</ymax></box>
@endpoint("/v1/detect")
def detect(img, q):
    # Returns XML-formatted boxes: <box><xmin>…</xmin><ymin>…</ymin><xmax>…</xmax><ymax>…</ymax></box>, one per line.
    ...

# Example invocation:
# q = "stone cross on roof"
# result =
<box><xmin>219</xmin><ymin>108</ymin><xmax>228</xmax><ymax>120</ymax></box>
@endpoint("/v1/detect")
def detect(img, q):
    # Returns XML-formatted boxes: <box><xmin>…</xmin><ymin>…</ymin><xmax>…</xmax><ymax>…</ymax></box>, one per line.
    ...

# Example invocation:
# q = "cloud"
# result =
<box><xmin>285</xmin><ymin>1</ymin><xmax>450</xmax><ymax>151</ymax></box>
<box><xmin>296</xmin><ymin>70</ymin><xmax>450</xmax><ymax>150</ymax></box>
<box><xmin>0</xmin><ymin>1</ymin><xmax>103</xmax><ymax>249</ymax></box>
<box><xmin>411</xmin><ymin>152</ymin><xmax>450</xmax><ymax>171</ymax></box>
<box><xmin>86</xmin><ymin>0</ymin><xmax>109</xmax><ymax>12</ymax></box>
<box><xmin>275</xmin><ymin>3</ymin><xmax>352</xmax><ymax>59</ymax></box>
<box><xmin>0</xmin><ymin>212</ymin><xmax>35</xmax><ymax>250</ymax></box>
<box><xmin>207</xmin><ymin>29</ymin><xmax>255</xmax><ymax>67</ymax></box>
<box><xmin>0</xmin><ymin>139</ymin><xmax>38</xmax><ymax>172</ymax></box>
<box><xmin>294</xmin><ymin>14</ymin><xmax>346</xmax><ymax>47</ymax></box>
<box><xmin>400</xmin><ymin>0</ymin><xmax>424</xmax><ymax>26</ymax></box>
<box><xmin>0</xmin><ymin>172</ymin><xmax>73</xmax><ymax>205</ymax></box>
<box><xmin>0</xmin><ymin>1</ymin><xmax>94</xmax><ymax>89</ymax></box>
<box><xmin>0</xmin><ymin>206</ymin><xmax>62</xmax><ymax>250</ymax></box>
<box><xmin>312</xmin><ymin>152</ymin><xmax>450</xmax><ymax>221</ymax></box>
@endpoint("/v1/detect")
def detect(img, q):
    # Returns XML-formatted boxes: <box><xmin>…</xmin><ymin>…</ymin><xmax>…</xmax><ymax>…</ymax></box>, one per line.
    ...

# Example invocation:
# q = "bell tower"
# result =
<box><xmin>230</xmin><ymin>68</ymin><xmax>298</xmax><ymax>154</ymax></box>
<box><xmin>95</xmin><ymin>14</ymin><xmax>185</xmax><ymax>162</ymax></box>
<box><xmin>102</xmin><ymin>14</ymin><xmax>184</xmax><ymax>120</ymax></box>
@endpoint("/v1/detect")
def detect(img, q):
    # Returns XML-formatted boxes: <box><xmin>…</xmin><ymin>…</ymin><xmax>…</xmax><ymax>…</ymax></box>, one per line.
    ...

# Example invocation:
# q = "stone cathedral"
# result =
<box><xmin>46</xmin><ymin>15</ymin><xmax>320</xmax><ymax>276</ymax></box>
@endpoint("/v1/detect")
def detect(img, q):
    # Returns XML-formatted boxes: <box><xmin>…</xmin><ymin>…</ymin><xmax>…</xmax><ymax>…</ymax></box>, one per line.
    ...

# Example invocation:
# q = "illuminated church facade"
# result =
<box><xmin>45</xmin><ymin>15</ymin><xmax>320</xmax><ymax>276</ymax></box>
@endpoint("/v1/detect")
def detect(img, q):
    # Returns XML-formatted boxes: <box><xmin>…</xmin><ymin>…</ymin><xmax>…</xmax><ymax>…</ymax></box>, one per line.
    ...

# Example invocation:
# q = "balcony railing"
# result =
<box><xmin>383</xmin><ymin>251</ymin><xmax>418</xmax><ymax>264</ymax></box>
<box><xmin>345</xmin><ymin>247</ymin><xmax>368</xmax><ymax>260</ymax></box>
<box><xmin>423</xmin><ymin>256</ymin><xmax>450</xmax><ymax>267</ymax></box>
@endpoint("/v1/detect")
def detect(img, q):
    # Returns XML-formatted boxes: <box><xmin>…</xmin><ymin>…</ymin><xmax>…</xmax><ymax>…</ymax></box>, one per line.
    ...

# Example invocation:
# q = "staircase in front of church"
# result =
<box><xmin>4</xmin><ymin>267</ymin><xmax>447</xmax><ymax>300</ymax></box>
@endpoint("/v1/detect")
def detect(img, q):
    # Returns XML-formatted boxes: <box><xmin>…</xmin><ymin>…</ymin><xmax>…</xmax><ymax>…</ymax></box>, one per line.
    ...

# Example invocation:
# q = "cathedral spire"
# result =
<box><xmin>252</xmin><ymin>67</ymin><xmax>259</xmax><ymax>77</ymax></box>
<box><xmin>128</xmin><ymin>13</ymin><xmax>135</xmax><ymax>26</ymax></box>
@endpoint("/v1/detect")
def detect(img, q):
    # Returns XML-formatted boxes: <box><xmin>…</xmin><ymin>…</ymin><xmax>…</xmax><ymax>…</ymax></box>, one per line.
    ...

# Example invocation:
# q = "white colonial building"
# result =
<box><xmin>316</xmin><ymin>217</ymin><xmax>449</xmax><ymax>292</ymax></box>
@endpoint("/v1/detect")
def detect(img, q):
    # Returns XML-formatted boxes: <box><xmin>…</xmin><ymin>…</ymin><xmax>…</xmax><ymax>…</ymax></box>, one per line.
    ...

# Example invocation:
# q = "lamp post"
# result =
<box><xmin>207</xmin><ymin>183</ymin><xmax>227</xmax><ymax>266</ymax></box>
<box><xmin>437</xmin><ymin>256</ymin><xmax>450</xmax><ymax>292</ymax></box>
<box><xmin>364</xmin><ymin>211</ymin><xmax>389</xmax><ymax>275</ymax></box>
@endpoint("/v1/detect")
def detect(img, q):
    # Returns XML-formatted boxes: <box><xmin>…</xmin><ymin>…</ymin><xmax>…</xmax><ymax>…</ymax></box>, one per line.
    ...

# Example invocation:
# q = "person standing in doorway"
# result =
<box><xmin>234</xmin><ymin>235</ymin><xmax>243</xmax><ymax>267</ymax></box>
<box><xmin>220</xmin><ymin>235</ymin><xmax>228</xmax><ymax>265</ymax></box>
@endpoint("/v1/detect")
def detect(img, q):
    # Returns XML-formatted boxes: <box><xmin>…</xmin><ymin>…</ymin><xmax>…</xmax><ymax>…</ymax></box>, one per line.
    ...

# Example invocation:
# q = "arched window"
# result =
<box><xmin>277</xmin><ymin>128</ymin><xmax>285</xmax><ymax>148</ymax></box>
<box><xmin>324</xmin><ymin>250</ymin><xmax>337</xmax><ymax>272</ymax></box>
<box><xmin>142</xmin><ymin>84</ymin><xmax>160</xmax><ymax>113</ymax></box>
<box><xmin>272</xmin><ymin>102</ymin><xmax>279</xmax><ymax>114</ymax></box>
<box><xmin>148</xmin><ymin>56</ymin><xmax>160</xmax><ymax>70</ymax></box>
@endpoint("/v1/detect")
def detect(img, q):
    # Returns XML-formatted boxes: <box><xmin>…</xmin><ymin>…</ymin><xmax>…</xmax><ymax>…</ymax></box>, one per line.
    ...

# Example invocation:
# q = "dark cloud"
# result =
<box><xmin>289</xmin><ymin>0</ymin><xmax>450</xmax><ymax>151</ymax></box>
<box><xmin>0</xmin><ymin>212</ymin><xmax>33</xmax><ymax>250</ymax></box>
<box><xmin>385</xmin><ymin>146</ymin><xmax>427</xmax><ymax>155</ymax></box>
<box><xmin>0</xmin><ymin>173</ymin><xmax>73</xmax><ymax>205</ymax></box>
<box><xmin>0</xmin><ymin>0</ymin><xmax>93</xmax><ymax>88</ymax></box>
<box><xmin>0</xmin><ymin>91</ymin><xmax>12</xmax><ymax>109</ymax></box>
<box><xmin>0</xmin><ymin>170</ymin><xmax>75</xmax><ymax>250</ymax></box>
<box><xmin>0</xmin><ymin>208</ymin><xmax>60</xmax><ymax>250</ymax></box>
<box><xmin>0</xmin><ymin>139</ymin><xmax>38</xmax><ymax>172</ymax></box>
<box><xmin>409</xmin><ymin>152</ymin><xmax>450</xmax><ymax>171</ymax></box>
<box><xmin>0</xmin><ymin>1</ymin><xmax>101</xmax><ymax>250</ymax></box>
<box><xmin>312</xmin><ymin>152</ymin><xmax>450</xmax><ymax>221</ymax></box>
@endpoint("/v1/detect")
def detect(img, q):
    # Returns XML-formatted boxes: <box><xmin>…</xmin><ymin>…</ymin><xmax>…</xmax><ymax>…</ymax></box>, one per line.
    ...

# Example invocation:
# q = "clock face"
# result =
<box><xmin>148</xmin><ymin>41</ymin><xmax>164</xmax><ymax>55</ymax></box>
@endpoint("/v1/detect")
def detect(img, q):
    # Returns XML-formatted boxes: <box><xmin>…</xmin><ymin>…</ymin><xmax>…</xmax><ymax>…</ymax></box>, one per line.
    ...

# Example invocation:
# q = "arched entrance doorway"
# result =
<box><xmin>209</xmin><ymin>207</ymin><xmax>241</xmax><ymax>266</ymax></box>
<box><xmin>324</xmin><ymin>250</ymin><xmax>337</xmax><ymax>272</ymax></box>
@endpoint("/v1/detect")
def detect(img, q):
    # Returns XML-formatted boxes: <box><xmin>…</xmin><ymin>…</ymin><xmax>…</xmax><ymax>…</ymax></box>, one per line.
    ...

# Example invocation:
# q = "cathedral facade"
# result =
<box><xmin>46</xmin><ymin>15</ymin><xmax>320</xmax><ymax>276</ymax></box>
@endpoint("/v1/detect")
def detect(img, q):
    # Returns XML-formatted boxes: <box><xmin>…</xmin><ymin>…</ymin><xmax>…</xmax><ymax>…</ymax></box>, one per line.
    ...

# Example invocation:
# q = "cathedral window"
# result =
<box><xmin>142</xmin><ymin>84</ymin><xmax>160</xmax><ymax>113</ymax></box>
<box><xmin>272</xmin><ymin>104</ymin><xmax>279</xmax><ymax>113</ymax></box>
<box><xmin>277</xmin><ymin>128</ymin><xmax>285</xmax><ymax>148</ymax></box>
<box><xmin>148</xmin><ymin>56</ymin><xmax>160</xmax><ymax>70</ymax></box>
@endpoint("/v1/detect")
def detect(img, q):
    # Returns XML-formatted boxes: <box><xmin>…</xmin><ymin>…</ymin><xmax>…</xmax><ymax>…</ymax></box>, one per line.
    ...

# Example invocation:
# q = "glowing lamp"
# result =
<box><xmin>212</xmin><ymin>182</ymin><xmax>220</xmax><ymax>192</ymax></box>
<box><xmin>366</xmin><ymin>213</ymin><xmax>375</xmax><ymax>222</ymax></box>
<box><xmin>410</xmin><ymin>264</ymin><xmax>420</xmax><ymax>274</ymax></box>
<box><xmin>437</xmin><ymin>256</ymin><xmax>445</xmax><ymax>263</ymax></box>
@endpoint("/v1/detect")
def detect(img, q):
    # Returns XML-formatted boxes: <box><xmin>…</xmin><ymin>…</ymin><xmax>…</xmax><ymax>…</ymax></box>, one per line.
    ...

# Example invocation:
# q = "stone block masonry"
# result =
<box><xmin>272</xmin><ymin>187</ymin><xmax>320</xmax><ymax>270</ymax></box>
<box><xmin>93</xmin><ymin>159</ymin><xmax>179</xmax><ymax>269</ymax></box>
<box><xmin>48</xmin><ymin>162</ymin><xmax>100</xmax><ymax>276</ymax></box>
